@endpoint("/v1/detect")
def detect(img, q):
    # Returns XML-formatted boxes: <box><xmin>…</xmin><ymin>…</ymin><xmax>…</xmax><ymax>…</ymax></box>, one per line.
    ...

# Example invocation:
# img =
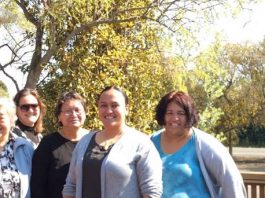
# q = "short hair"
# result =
<box><xmin>155</xmin><ymin>91</ymin><xmax>199</xmax><ymax>127</ymax></box>
<box><xmin>13</xmin><ymin>88</ymin><xmax>46</xmax><ymax>133</ymax></box>
<box><xmin>55</xmin><ymin>91</ymin><xmax>86</xmax><ymax>125</ymax></box>
<box><xmin>0</xmin><ymin>97</ymin><xmax>17</xmax><ymax>127</ymax></box>
<box><xmin>97</xmin><ymin>86</ymin><xmax>129</xmax><ymax>105</ymax></box>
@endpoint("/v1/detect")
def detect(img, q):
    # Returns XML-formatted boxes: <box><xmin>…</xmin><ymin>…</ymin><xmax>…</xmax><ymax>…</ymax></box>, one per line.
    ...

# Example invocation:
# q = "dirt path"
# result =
<box><xmin>232</xmin><ymin>147</ymin><xmax>265</xmax><ymax>172</ymax></box>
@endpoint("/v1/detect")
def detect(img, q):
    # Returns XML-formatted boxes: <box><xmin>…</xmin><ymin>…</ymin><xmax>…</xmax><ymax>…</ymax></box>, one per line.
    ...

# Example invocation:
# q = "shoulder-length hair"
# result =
<box><xmin>13</xmin><ymin>88</ymin><xmax>46</xmax><ymax>133</ymax></box>
<box><xmin>155</xmin><ymin>91</ymin><xmax>199</xmax><ymax>127</ymax></box>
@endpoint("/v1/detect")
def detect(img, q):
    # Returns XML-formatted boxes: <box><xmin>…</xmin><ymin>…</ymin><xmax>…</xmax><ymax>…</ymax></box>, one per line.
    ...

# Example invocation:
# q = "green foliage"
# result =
<box><xmin>2</xmin><ymin>0</ymin><xmax>258</xmax><ymax>147</ymax></box>
<box><xmin>0</xmin><ymin>81</ymin><xmax>9</xmax><ymax>97</ymax></box>
<box><xmin>216</xmin><ymin>41</ymin><xmax>265</xmax><ymax>138</ymax></box>
<box><xmin>238</xmin><ymin>123</ymin><xmax>265</xmax><ymax>147</ymax></box>
<box><xmin>185</xmin><ymin>42</ymin><xmax>227</xmax><ymax>141</ymax></box>
<box><xmin>40</xmin><ymin>19</ymin><xmax>178</xmax><ymax>134</ymax></box>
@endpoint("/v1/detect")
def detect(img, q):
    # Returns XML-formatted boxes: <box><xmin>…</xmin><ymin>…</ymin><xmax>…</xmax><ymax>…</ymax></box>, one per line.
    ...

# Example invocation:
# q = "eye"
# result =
<box><xmin>74</xmin><ymin>108</ymin><xmax>83</xmax><ymax>113</ymax></box>
<box><xmin>111</xmin><ymin>103</ymin><xmax>119</xmax><ymax>108</ymax></box>
<box><xmin>177</xmin><ymin>111</ymin><xmax>186</xmax><ymax>116</ymax></box>
<box><xmin>166</xmin><ymin>111</ymin><xmax>173</xmax><ymax>114</ymax></box>
<box><xmin>99</xmin><ymin>104</ymin><xmax>107</xmax><ymax>108</ymax></box>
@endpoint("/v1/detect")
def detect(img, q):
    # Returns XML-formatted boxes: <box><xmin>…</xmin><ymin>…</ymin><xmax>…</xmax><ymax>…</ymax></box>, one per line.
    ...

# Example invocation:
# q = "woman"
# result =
<box><xmin>151</xmin><ymin>91</ymin><xmax>246</xmax><ymax>198</ymax></box>
<box><xmin>13</xmin><ymin>88</ymin><xmax>46</xmax><ymax>148</ymax></box>
<box><xmin>63</xmin><ymin>86</ymin><xmax>162</xmax><ymax>198</ymax></box>
<box><xmin>0</xmin><ymin>97</ymin><xmax>34</xmax><ymax>198</ymax></box>
<box><xmin>31</xmin><ymin>91</ymin><xmax>89</xmax><ymax>198</ymax></box>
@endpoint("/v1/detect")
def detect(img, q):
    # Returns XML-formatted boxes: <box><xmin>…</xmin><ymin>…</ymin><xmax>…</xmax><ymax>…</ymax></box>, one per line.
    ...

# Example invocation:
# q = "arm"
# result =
<box><xmin>137</xmin><ymin>139</ymin><xmax>163</xmax><ymax>198</ymax></box>
<box><xmin>201</xmin><ymin>136</ymin><xmax>247</xmax><ymax>198</ymax></box>
<box><xmin>62</xmin><ymin>144</ymin><xmax>78</xmax><ymax>197</ymax></box>
<box><xmin>31</xmin><ymin>138</ymin><xmax>51</xmax><ymax>198</ymax></box>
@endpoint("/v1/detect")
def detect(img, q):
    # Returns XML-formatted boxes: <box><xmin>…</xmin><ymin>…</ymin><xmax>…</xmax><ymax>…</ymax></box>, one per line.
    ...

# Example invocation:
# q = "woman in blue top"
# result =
<box><xmin>151</xmin><ymin>91</ymin><xmax>246</xmax><ymax>198</ymax></box>
<box><xmin>0</xmin><ymin>97</ymin><xmax>34</xmax><ymax>198</ymax></box>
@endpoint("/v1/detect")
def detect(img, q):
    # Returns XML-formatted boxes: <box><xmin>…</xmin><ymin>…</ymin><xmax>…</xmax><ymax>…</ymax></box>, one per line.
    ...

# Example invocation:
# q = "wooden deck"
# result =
<box><xmin>242</xmin><ymin>171</ymin><xmax>265</xmax><ymax>198</ymax></box>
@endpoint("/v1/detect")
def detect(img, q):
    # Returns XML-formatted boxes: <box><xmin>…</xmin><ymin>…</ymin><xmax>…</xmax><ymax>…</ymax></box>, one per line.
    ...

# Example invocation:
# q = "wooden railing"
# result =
<box><xmin>241</xmin><ymin>171</ymin><xmax>265</xmax><ymax>198</ymax></box>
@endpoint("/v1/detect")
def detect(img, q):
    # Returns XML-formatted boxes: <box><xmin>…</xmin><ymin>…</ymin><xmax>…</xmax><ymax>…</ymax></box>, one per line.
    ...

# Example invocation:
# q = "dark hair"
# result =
<box><xmin>97</xmin><ymin>86</ymin><xmax>129</xmax><ymax>105</ymax></box>
<box><xmin>155</xmin><ymin>91</ymin><xmax>199</xmax><ymax>127</ymax></box>
<box><xmin>55</xmin><ymin>91</ymin><xmax>86</xmax><ymax>125</ymax></box>
<box><xmin>13</xmin><ymin>88</ymin><xmax>46</xmax><ymax>133</ymax></box>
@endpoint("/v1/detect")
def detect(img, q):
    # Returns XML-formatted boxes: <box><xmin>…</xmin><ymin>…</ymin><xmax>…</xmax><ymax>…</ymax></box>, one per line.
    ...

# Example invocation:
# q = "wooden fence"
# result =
<box><xmin>242</xmin><ymin>171</ymin><xmax>265</xmax><ymax>198</ymax></box>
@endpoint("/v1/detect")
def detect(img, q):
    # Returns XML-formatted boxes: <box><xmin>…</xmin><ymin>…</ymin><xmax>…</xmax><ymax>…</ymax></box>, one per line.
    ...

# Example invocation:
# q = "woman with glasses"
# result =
<box><xmin>151</xmin><ymin>91</ymin><xmax>246</xmax><ymax>198</ymax></box>
<box><xmin>63</xmin><ymin>86</ymin><xmax>162</xmax><ymax>198</ymax></box>
<box><xmin>0</xmin><ymin>97</ymin><xmax>34</xmax><ymax>198</ymax></box>
<box><xmin>31</xmin><ymin>91</ymin><xmax>89</xmax><ymax>198</ymax></box>
<box><xmin>13</xmin><ymin>88</ymin><xmax>46</xmax><ymax>148</ymax></box>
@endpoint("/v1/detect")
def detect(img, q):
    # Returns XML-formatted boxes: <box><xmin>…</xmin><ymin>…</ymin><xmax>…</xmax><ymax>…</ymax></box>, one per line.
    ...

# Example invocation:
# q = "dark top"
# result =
<box><xmin>31</xmin><ymin>132</ymin><xmax>77</xmax><ymax>198</ymax></box>
<box><xmin>82</xmin><ymin>133</ymin><xmax>113</xmax><ymax>198</ymax></box>
<box><xmin>13</xmin><ymin>120</ymin><xmax>41</xmax><ymax>146</ymax></box>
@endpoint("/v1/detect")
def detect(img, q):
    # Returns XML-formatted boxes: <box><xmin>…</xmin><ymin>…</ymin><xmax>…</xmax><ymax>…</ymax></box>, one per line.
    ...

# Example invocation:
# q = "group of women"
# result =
<box><xmin>0</xmin><ymin>86</ymin><xmax>246</xmax><ymax>198</ymax></box>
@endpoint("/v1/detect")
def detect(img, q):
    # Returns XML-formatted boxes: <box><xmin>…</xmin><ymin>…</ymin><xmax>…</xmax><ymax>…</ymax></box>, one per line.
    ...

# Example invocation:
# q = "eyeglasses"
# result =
<box><xmin>61</xmin><ymin>108</ymin><xmax>84</xmax><ymax>116</ymax></box>
<box><xmin>19</xmin><ymin>104</ymin><xmax>39</xmax><ymax>112</ymax></box>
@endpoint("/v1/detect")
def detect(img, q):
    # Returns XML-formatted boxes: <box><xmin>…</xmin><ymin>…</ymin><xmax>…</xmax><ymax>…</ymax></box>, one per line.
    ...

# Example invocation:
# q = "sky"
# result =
<box><xmin>1</xmin><ymin>0</ymin><xmax>265</xmax><ymax>98</ymax></box>
<box><xmin>200</xmin><ymin>1</ymin><xmax>265</xmax><ymax>45</ymax></box>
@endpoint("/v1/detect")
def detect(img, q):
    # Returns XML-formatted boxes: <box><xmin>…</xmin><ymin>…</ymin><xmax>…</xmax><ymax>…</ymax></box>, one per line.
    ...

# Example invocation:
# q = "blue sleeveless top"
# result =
<box><xmin>151</xmin><ymin>131</ymin><xmax>211</xmax><ymax>198</ymax></box>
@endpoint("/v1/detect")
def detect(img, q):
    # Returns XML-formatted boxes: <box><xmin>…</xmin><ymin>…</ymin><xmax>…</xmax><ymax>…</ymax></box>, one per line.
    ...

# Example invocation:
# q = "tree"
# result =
<box><xmin>0</xmin><ymin>0</ymin><xmax>245</xmax><ymax>90</ymax></box>
<box><xmin>185</xmin><ymin>42</ymin><xmax>227</xmax><ymax>141</ymax></box>
<box><xmin>216</xmin><ymin>41</ymin><xmax>265</xmax><ymax>139</ymax></box>
<box><xmin>0</xmin><ymin>80</ymin><xmax>9</xmax><ymax>97</ymax></box>
<box><xmin>39</xmin><ymin>21</ymin><xmax>182</xmax><ymax>133</ymax></box>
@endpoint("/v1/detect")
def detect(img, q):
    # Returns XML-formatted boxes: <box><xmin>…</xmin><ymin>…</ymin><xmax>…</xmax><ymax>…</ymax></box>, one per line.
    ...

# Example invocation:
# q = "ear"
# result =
<box><xmin>16</xmin><ymin>106</ymin><xmax>19</xmax><ymax>115</ymax></box>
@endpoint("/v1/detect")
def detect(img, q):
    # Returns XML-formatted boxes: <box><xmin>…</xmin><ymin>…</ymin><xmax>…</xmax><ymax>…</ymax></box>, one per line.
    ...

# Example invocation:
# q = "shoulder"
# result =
<box><xmin>123</xmin><ymin>127</ymin><xmax>157</xmax><ymax>151</ymax></box>
<box><xmin>12</xmin><ymin>133</ymin><xmax>34</xmax><ymax>154</ymax></box>
<box><xmin>125</xmin><ymin>127</ymin><xmax>149</xmax><ymax>141</ymax></box>
<box><xmin>150</xmin><ymin>129</ymin><xmax>163</xmax><ymax>140</ymax></box>
<box><xmin>75</xmin><ymin>131</ymin><xmax>96</xmax><ymax>148</ymax></box>
<box><xmin>193</xmin><ymin>128</ymin><xmax>224</xmax><ymax>145</ymax></box>
<box><xmin>193</xmin><ymin>127</ymin><xmax>228</xmax><ymax>156</ymax></box>
<box><xmin>34</xmin><ymin>132</ymin><xmax>61</xmax><ymax>152</ymax></box>
<box><xmin>41</xmin><ymin>131</ymin><xmax>61</xmax><ymax>142</ymax></box>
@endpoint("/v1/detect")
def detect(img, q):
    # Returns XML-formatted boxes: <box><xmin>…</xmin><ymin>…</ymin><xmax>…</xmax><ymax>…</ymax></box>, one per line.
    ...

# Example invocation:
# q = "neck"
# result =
<box><xmin>103</xmin><ymin>124</ymin><xmax>126</xmax><ymax>138</ymax></box>
<box><xmin>161</xmin><ymin>128</ymin><xmax>192</xmax><ymax>154</ymax></box>
<box><xmin>16</xmin><ymin>120</ymin><xmax>35</xmax><ymax>131</ymax></box>
<box><xmin>164</xmin><ymin>128</ymin><xmax>192</xmax><ymax>142</ymax></box>
<box><xmin>0</xmin><ymin>130</ymin><xmax>9</xmax><ymax>148</ymax></box>
<box><xmin>60</xmin><ymin>127</ymin><xmax>85</xmax><ymax>141</ymax></box>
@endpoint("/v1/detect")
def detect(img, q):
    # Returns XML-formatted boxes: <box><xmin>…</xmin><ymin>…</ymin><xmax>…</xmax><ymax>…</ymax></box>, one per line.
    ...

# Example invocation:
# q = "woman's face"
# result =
<box><xmin>0</xmin><ymin>106</ymin><xmax>12</xmax><ymax>135</ymax></box>
<box><xmin>164</xmin><ymin>102</ymin><xmax>189</xmax><ymax>136</ymax></box>
<box><xmin>98</xmin><ymin>89</ymin><xmax>128</xmax><ymax>129</ymax></box>
<box><xmin>16</xmin><ymin>94</ymin><xmax>40</xmax><ymax>127</ymax></box>
<box><xmin>58</xmin><ymin>99</ymin><xmax>86</xmax><ymax>129</ymax></box>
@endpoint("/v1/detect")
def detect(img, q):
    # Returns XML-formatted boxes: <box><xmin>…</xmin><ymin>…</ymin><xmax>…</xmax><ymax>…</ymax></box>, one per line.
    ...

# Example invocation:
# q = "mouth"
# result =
<box><xmin>169</xmin><ymin>123</ymin><xmax>180</xmax><ymax>127</ymax></box>
<box><xmin>105</xmin><ymin>115</ymin><xmax>116</xmax><ymax>120</ymax></box>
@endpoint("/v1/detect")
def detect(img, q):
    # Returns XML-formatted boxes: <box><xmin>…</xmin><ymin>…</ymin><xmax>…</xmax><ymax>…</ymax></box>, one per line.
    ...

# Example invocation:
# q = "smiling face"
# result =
<box><xmin>58</xmin><ymin>99</ymin><xmax>86</xmax><ymax>130</ymax></box>
<box><xmin>0</xmin><ymin>106</ymin><xmax>11</xmax><ymax>135</ymax></box>
<box><xmin>16</xmin><ymin>94</ymin><xmax>40</xmax><ymax>127</ymax></box>
<box><xmin>98</xmin><ymin>88</ymin><xmax>128</xmax><ymax>129</ymax></box>
<box><xmin>164</xmin><ymin>102</ymin><xmax>189</xmax><ymax>136</ymax></box>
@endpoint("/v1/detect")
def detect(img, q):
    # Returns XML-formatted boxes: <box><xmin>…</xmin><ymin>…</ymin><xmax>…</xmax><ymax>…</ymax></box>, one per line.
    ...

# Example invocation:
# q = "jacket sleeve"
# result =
<box><xmin>199</xmin><ymin>133</ymin><xmax>247</xmax><ymax>198</ymax></box>
<box><xmin>31</xmin><ymin>137</ymin><xmax>51</xmax><ymax>198</ymax></box>
<box><xmin>136</xmin><ymin>138</ymin><xmax>163</xmax><ymax>198</ymax></box>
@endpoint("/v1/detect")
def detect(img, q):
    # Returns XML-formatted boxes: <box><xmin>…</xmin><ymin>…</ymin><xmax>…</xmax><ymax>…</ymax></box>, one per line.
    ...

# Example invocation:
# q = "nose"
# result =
<box><xmin>172</xmin><ymin>115</ymin><xmax>180</xmax><ymax>120</ymax></box>
<box><xmin>105</xmin><ymin>106</ymin><xmax>113</xmax><ymax>113</ymax></box>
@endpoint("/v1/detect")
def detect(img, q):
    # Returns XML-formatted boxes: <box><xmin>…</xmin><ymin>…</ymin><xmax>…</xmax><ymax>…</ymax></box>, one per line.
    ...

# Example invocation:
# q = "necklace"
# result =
<box><xmin>97</xmin><ymin>130</ymin><xmax>124</xmax><ymax>150</ymax></box>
